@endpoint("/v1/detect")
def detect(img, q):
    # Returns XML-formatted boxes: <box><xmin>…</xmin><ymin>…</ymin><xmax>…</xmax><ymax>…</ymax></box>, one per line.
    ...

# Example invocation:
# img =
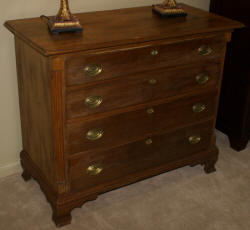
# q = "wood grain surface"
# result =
<box><xmin>66</xmin><ymin>91</ymin><xmax>217</xmax><ymax>155</ymax></box>
<box><xmin>4</xmin><ymin>5</ymin><xmax>243</xmax><ymax>56</ymax></box>
<box><xmin>69</xmin><ymin>120</ymin><xmax>214</xmax><ymax>192</ymax></box>
<box><xmin>66</xmin><ymin>64</ymin><xmax>220</xmax><ymax>119</ymax></box>
<box><xmin>65</xmin><ymin>36</ymin><xmax>224</xmax><ymax>86</ymax></box>
<box><xmin>14</xmin><ymin>38</ymin><xmax>56</xmax><ymax>189</ymax></box>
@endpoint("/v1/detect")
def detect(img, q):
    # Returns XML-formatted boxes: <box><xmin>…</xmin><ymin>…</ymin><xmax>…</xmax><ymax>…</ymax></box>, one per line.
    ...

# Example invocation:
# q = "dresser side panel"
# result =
<box><xmin>15</xmin><ymin>38</ymin><xmax>56</xmax><ymax>189</ymax></box>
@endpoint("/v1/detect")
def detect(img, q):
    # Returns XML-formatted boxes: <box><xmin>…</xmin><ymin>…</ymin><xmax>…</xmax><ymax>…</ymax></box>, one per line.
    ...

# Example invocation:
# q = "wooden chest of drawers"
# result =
<box><xmin>5</xmin><ymin>4</ymin><xmax>242</xmax><ymax>227</ymax></box>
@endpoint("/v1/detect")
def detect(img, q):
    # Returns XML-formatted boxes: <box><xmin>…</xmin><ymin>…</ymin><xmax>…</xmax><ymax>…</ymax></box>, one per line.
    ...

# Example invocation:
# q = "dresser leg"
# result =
<box><xmin>21</xmin><ymin>169</ymin><xmax>32</xmax><ymax>181</ymax></box>
<box><xmin>20</xmin><ymin>151</ymin><xmax>32</xmax><ymax>182</ymax></box>
<box><xmin>51</xmin><ymin>194</ymin><xmax>98</xmax><ymax>227</ymax></box>
<box><xmin>228</xmin><ymin>136</ymin><xmax>249</xmax><ymax>151</ymax></box>
<box><xmin>203</xmin><ymin>155</ymin><xmax>218</xmax><ymax>174</ymax></box>
<box><xmin>52</xmin><ymin>209</ymin><xmax>72</xmax><ymax>227</ymax></box>
<box><xmin>203</xmin><ymin>147</ymin><xmax>218</xmax><ymax>174</ymax></box>
<box><xmin>204</xmin><ymin>160</ymin><xmax>216</xmax><ymax>174</ymax></box>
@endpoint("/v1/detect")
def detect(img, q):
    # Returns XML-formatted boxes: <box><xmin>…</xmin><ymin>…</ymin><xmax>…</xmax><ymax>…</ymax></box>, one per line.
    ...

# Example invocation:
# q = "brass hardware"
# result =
<box><xmin>87</xmin><ymin>164</ymin><xmax>103</xmax><ymax>175</ymax></box>
<box><xmin>189</xmin><ymin>135</ymin><xmax>201</xmax><ymax>144</ymax></box>
<box><xmin>147</xmin><ymin>108</ymin><xmax>154</xmax><ymax>114</ymax></box>
<box><xmin>196</xmin><ymin>73</ymin><xmax>209</xmax><ymax>85</ymax></box>
<box><xmin>84</xmin><ymin>64</ymin><xmax>102</xmax><ymax>77</ymax></box>
<box><xmin>85</xmin><ymin>96</ymin><xmax>103</xmax><ymax>108</ymax></box>
<box><xmin>86</xmin><ymin>129</ymin><xmax>104</xmax><ymax>141</ymax></box>
<box><xmin>149</xmin><ymin>78</ymin><xmax>157</xmax><ymax>85</ymax></box>
<box><xmin>192</xmin><ymin>103</ymin><xmax>206</xmax><ymax>113</ymax></box>
<box><xmin>151</xmin><ymin>49</ymin><xmax>158</xmax><ymax>56</ymax></box>
<box><xmin>145</xmin><ymin>138</ymin><xmax>153</xmax><ymax>145</ymax></box>
<box><xmin>198</xmin><ymin>45</ymin><xmax>213</xmax><ymax>56</ymax></box>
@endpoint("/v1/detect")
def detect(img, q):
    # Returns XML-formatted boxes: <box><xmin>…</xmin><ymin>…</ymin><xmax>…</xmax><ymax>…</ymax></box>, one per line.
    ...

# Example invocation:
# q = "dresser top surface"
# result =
<box><xmin>5</xmin><ymin>4</ymin><xmax>243</xmax><ymax>56</ymax></box>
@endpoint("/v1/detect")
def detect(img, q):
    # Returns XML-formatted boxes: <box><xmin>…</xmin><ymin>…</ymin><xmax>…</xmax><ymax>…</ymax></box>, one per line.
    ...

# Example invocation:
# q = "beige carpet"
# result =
<box><xmin>0</xmin><ymin>130</ymin><xmax>250</xmax><ymax>230</ymax></box>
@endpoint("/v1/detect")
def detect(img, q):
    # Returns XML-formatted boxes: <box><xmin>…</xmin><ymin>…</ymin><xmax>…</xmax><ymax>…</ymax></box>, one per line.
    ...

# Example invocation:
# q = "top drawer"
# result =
<box><xmin>65</xmin><ymin>36</ymin><xmax>225</xmax><ymax>86</ymax></box>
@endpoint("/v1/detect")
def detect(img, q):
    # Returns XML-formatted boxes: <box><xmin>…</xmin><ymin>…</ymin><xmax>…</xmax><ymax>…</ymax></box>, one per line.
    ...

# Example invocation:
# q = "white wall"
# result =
<box><xmin>0</xmin><ymin>0</ymin><xmax>210</xmax><ymax>178</ymax></box>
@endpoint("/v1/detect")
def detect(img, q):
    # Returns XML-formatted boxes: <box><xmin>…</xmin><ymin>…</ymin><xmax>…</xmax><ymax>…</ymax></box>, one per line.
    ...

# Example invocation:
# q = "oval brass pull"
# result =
<box><xmin>145</xmin><ymin>138</ymin><xmax>153</xmax><ymax>145</ymax></box>
<box><xmin>87</xmin><ymin>164</ymin><xmax>103</xmax><ymax>175</ymax></box>
<box><xmin>86</xmin><ymin>128</ymin><xmax>104</xmax><ymax>141</ymax></box>
<box><xmin>151</xmin><ymin>49</ymin><xmax>158</xmax><ymax>56</ymax></box>
<box><xmin>192</xmin><ymin>103</ymin><xmax>206</xmax><ymax>113</ymax></box>
<box><xmin>198</xmin><ymin>45</ymin><xmax>213</xmax><ymax>56</ymax></box>
<box><xmin>149</xmin><ymin>78</ymin><xmax>157</xmax><ymax>85</ymax></box>
<box><xmin>84</xmin><ymin>63</ymin><xmax>102</xmax><ymax>77</ymax></box>
<box><xmin>85</xmin><ymin>96</ymin><xmax>103</xmax><ymax>108</ymax></box>
<box><xmin>189</xmin><ymin>135</ymin><xmax>201</xmax><ymax>144</ymax></box>
<box><xmin>147</xmin><ymin>108</ymin><xmax>154</xmax><ymax>114</ymax></box>
<box><xmin>196</xmin><ymin>73</ymin><xmax>209</xmax><ymax>85</ymax></box>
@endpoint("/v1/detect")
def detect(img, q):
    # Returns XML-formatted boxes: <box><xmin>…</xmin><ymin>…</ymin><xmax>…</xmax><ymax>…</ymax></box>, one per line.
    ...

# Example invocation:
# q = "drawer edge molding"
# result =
<box><xmin>67</xmin><ymin>89</ymin><xmax>218</xmax><ymax>125</ymax></box>
<box><xmin>68</xmin><ymin>117</ymin><xmax>215</xmax><ymax>160</ymax></box>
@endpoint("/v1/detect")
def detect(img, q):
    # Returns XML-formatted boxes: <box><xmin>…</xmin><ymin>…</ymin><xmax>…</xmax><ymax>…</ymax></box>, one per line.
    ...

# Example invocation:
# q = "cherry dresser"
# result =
<box><xmin>5</xmin><ymin>4</ymin><xmax>242</xmax><ymax>227</ymax></box>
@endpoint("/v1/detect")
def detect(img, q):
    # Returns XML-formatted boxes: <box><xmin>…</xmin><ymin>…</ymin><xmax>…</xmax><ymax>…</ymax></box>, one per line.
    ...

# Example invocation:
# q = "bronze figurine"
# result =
<box><xmin>48</xmin><ymin>0</ymin><xmax>83</xmax><ymax>34</ymax></box>
<box><xmin>152</xmin><ymin>0</ymin><xmax>187</xmax><ymax>17</ymax></box>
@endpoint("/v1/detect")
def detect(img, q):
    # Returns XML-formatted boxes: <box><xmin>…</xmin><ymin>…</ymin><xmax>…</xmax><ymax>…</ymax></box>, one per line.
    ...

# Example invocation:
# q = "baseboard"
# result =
<box><xmin>0</xmin><ymin>161</ymin><xmax>22</xmax><ymax>178</ymax></box>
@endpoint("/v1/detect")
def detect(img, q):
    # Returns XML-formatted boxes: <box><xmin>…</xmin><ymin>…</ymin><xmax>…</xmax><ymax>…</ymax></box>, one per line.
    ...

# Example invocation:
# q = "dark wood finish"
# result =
<box><xmin>65</xmin><ymin>35</ymin><xmax>224</xmax><ymax>86</ymax></box>
<box><xmin>67</xmin><ymin>64</ymin><xmax>221</xmax><ymax>119</ymax></box>
<box><xmin>21</xmin><ymin>169</ymin><xmax>32</xmax><ymax>181</ymax></box>
<box><xmin>20</xmin><ymin>150</ymin><xmax>59</xmax><ymax>224</ymax></box>
<box><xmin>210</xmin><ymin>0</ymin><xmax>250</xmax><ymax>151</ymax></box>
<box><xmin>203</xmin><ymin>150</ymin><xmax>218</xmax><ymax>173</ymax></box>
<box><xmin>67</xmin><ymin>91</ymin><xmax>217</xmax><ymax>155</ymax></box>
<box><xmin>69</xmin><ymin>121</ymin><xmax>214</xmax><ymax>192</ymax></box>
<box><xmin>14</xmin><ymin>38</ymin><xmax>57</xmax><ymax>190</ymax></box>
<box><xmin>228</xmin><ymin>136</ymin><xmax>249</xmax><ymax>151</ymax></box>
<box><xmin>5</xmin><ymin>5</ymin><xmax>242</xmax><ymax>227</ymax></box>
<box><xmin>4</xmin><ymin>5</ymin><xmax>242</xmax><ymax>56</ymax></box>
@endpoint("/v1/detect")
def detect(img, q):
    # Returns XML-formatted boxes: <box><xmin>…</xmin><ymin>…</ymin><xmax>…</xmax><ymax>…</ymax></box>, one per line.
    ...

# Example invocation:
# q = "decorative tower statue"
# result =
<box><xmin>152</xmin><ymin>0</ymin><xmax>187</xmax><ymax>17</ymax></box>
<box><xmin>48</xmin><ymin>0</ymin><xmax>83</xmax><ymax>34</ymax></box>
<box><xmin>164</xmin><ymin>0</ymin><xmax>177</xmax><ymax>7</ymax></box>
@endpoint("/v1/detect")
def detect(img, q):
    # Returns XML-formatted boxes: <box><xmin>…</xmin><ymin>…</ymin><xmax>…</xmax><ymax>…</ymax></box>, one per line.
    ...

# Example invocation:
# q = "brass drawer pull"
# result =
<box><xmin>147</xmin><ymin>108</ymin><xmax>154</xmax><ymax>114</ymax></box>
<box><xmin>86</xmin><ymin>128</ymin><xmax>104</xmax><ymax>141</ymax></box>
<box><xmin>196</xmin><ymin>73</ymin><xmax>209</xmax><ymax>85</ymax></box>
<box><xmin>87</xmin><ymin>164</ymin><xmax>103</xmax><ymax>175</ymax></box>
<box><xmin>85</xmin><ymin>96</ymin><xmax>103</xmax><ymax>108</ymax></box>
<box><xmin>189</xmin><ymin>135</ymin><xmax>201</xmax><ymax>144</ymax></box>
<box><xmin>198</xmin><ymin>45</ymin><xmax>213</xmax><ymax>56</ymax></box>
<box><xmin>145</xmin><ymin>138</ymin><xmax>153</xmax><ymax>145</ymax></box>
<box><xmin>84</xmin><ymin>63</ymin><xmax>102</xmax><ymax>77</ymax></box>
<box><xmin>192</xmin><ymin>103</ymin><xmax>206</xmax><ymax>113</ymax></box>
<box><xmin>149</xmin><ymin>78</ymin><xmax>157</xmax><ymax>85</ymax></box>
<box><xmin>151</xmin><ymin>49</ymin><xmax>158</xmax><ymax>56</ymax></box>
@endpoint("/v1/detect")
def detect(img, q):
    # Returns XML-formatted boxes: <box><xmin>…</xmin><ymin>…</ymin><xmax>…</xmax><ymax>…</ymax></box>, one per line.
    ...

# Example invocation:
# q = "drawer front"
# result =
<box><xmin>65</xmin><ymin>36</ymin><xmax>224</xmax><ymax>86</ymax></box>
<box><xmin>66</xmin><ymin>91</ymin><xmax>217</xmax><ymax>155</ymax></box>
<box><xmin>67</xmin><ymin>64</ymin><xmax>220</xmax><ymax>119</ymax></box>
<box><xmin>69</xmin><ymin>121</ymin><xmax>214</xmax><ymax>192</ymax></box>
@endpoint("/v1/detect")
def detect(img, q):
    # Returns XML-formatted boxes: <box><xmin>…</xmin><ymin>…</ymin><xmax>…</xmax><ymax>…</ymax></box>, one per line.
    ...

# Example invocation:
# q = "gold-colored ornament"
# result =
<box><xmin>48</xmin><ymin>0</ymin><xmax>83</xmax><ymax>34</ymax></box>
<box><xmin>164</xmin><ymin>0</ymin><xmax>176</xmax><ymax>7</ymax></box>
<box><xmin>86</xmin><ymin>164</ymin><xmax>103</xmax><ymax>175</ymax></box>
<box><xmin>152</xmin><ymin>0</ymin><xmax>187</xmax><ymax>18</ymax></box>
